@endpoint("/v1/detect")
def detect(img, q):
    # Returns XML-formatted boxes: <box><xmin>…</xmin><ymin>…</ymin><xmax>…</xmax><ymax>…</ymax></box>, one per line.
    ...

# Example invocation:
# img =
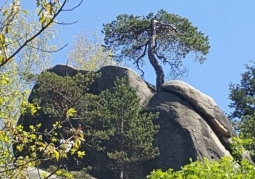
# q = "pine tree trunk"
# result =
<box><xmin>120</xmin><ymin>168</ymin><xmax>124</xmax><ymax>179</ymax></box>
<box><xmin>148</xmin><ymin>19</ymin><xmax>164</xmax><ymax>91</ymax></box>
<box><xmin>120</xmin><ymin>108</ymin><xmax>124</xmax><ymax>179</ymax></box>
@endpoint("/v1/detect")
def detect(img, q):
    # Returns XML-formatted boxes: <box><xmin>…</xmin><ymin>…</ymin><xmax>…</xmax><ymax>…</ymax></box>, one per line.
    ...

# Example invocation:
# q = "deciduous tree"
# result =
<box><xmin>0</xmin><ymin>0</ymin><xmax>82</xmax><ymax>67</ymax></box>
<box><xmin>0</xmin><ymin>0</ymin><xmax>84</xmax><ymax>178</ymax></box>
<box><xmin>67</xmin><ymin>32</ymin><xmax>114</xmax><ymax>71</ymax></box>
<box><xmin>17</xmin><ymin>71</ymin><xmax>99</xmax><ymax>171</ymax></box>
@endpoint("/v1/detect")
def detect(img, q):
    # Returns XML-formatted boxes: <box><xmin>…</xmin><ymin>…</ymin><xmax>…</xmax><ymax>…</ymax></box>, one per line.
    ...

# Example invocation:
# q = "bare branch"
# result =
<box><xmin>134</xmin><ymin>42</ymin><xmax>148</xmax><ymax>78</ymax></box>
<box><xmin>62</xmin><ymin>0</ymin><xmax>83</xmax><ymax>11</ymax></box>
<box><xmin>26</xmin><ymin>43</ymin><xmax>68</xmax><ymax>53</ymax></box>
<box><xmin>5</xmin><ymin>34</ymin><xmax>26</xmax><ymax>47</ymax></box>
<box><xmin>154</xmin><ymin>48</ymin><xmax>188</xmax><ymax>79</ymax></box>
<box><xmin>53</xmin><ymin>20</ymin><xmax>77</xmax><ymax>25</ymax></box>
<box><xmin>0</xmin><ymin>0</ymin><xmax>8</xmax><ymax>12</ymax></box>
<box><xmin>0</xmin><ymin>10</ymin><xmax>19</xmax><ymax>32</ymax></box>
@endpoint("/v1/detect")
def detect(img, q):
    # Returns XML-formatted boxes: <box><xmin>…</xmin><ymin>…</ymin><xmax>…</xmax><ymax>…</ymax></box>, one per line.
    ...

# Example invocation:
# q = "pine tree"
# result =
<box><xmin>102</xmin><ymin>9</ymin><xmax>210</xmax><ymax>90</ymax></box>
<box><xmin>229</xmin><ymin>62</ymin><xmax>255</xmax><ymax>157</ymax></box>
<box><xmin>95</xmin><ymin>77</ymin><xmax>159</xmax><ymax>179</ymax></box>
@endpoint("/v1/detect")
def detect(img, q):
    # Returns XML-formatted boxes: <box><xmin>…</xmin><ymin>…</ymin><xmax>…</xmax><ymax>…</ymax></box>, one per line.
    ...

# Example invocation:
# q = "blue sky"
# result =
<box><xmin>25</xmin><ymin>1</ymin><xmax>255</xmax><ymax>114</ymax></box>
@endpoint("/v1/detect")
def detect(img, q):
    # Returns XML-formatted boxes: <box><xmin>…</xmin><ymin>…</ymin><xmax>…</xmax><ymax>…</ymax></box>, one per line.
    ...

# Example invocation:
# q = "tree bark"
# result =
<box><xmin>148</xmin><ymin>19</ymin><xmax>164</xmax><ymax>91</ymax></box>
<box><xmin>120</xmin><ymin>107</ymin><xmax>124</xmax><ymax>179</ymax></box>
<box><xmin>120</xmin><ymin>168</ymin><xmax>124</xmax><ymax>179</ymax></box>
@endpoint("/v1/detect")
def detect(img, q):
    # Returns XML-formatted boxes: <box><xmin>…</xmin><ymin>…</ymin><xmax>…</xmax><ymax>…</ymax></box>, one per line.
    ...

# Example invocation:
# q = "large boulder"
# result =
<box><xmin>144</xmin><ymin>81</ymin><xmax>236</xmax><ymax>172</ymax></box>
<box><xmin>162</xmin><ymin>81</ymin><xmax>236</xmax><ymax>138</ymax></box>
<box><xmin>16</xmin><ymin>65</ymin><xmax>240</xmax><ymax>179</ymax></box>
<box><xmin>94</xmin><ymin>65</ymin><xmax>155</xmax><ymax>106</ymax></box>
<box><xmin>45</xmin><ymin>64</ymin><xmax>154</xmax><ymax>106</ymax></box>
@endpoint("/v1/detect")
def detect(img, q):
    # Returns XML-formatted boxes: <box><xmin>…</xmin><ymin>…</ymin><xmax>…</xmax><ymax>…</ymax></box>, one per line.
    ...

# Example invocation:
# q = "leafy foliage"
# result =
<box><xmin>20</xmin><ymin>71</ymin><xmax>99</xmax><ymax>166</ymax></box>
<box><xmin>0</xmin><ymin>0</ymin><xmax>74</xmax><ymax>67</ymax></box>
<box><xmin>229</xmin><ymin>62</ymin><xmax>255</xmax><ymax>154</ymax></box>
<box><xmin>231</xmin><ymin>137</ymin><xmax>254</xmax><ymax>162</ymax></box>
<box><xmin>0</xmin><ymin>73</ymin><xmax>38</xmax><ymax>178</ymax></box>
<box><xmin>67</xmin><ymin>32</ymin><xmax>114</xmax><ymax>71</ymax></box>
<box><xmin>147</xmin><ymin>156</ymin><xmax>255</xmax><ymax>179</ymax></box>
<box><xmin>0</xmin><ymin>0</ymin><xmax>84</xmax><ymax>178</ymax></box>
<box><xmin>95</xmin><ymin>77</ymin><xmax>159</xmax><ymax>179</ymax></box>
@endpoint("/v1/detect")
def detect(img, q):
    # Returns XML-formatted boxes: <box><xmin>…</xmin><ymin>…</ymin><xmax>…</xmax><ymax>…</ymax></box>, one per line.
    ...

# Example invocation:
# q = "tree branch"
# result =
<box><xmin>133</xmin><ymin>40</ymin><xmax>149</xmax><ymax>50</ymax></box>
<box><xmin>0</xmin><ymin>0</ymin><xmax>8</xmax><ymax>12</ymax></box>
<box><xmin>134</xmin><ymin>42</ymin><xmax>148</xmax><ymax>78</ymax></box>
<box><xmin>62</xmin><ymin>0</ymin><xmax>84</xmax><ymax>11</ymax></box>
<box><xmin>0</xmin><ymin>0</ymin><xmax>82</xmax><ymax>67</ymax></box>
<box><xmin>154</xmin><ymin>20</ymin><xmax>180</xmax><ymax>34</ymax></box>
<box><xmin>53</xmin><ymin>20</ymin><xmax>78</xmax><ymax>25</ymax></box>
<box><xmin>26</xmin><ymin>43</ymin><xmax>68</xmax><ymax>53</ymax></box>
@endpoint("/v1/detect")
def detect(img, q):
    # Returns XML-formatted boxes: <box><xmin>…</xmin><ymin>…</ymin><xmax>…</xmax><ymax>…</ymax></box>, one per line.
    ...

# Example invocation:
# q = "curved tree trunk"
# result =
<box><xmin>148</xmin><ymin>19</ymin><xmax>164</xmax><ymax>91</ymax></box>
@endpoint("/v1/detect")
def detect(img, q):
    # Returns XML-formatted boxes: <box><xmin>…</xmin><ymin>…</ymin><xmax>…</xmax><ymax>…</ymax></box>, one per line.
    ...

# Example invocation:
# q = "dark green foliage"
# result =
<box><xmin>32</xmin><ymin>71</ymin><xmax>97</xmax><ymax>120</ymax></box>
<box><xmin>95</xmin><ymin>77</ymin><xmax>159</xmax><ymax>179</ymax></box>
<box><xmin>25</xmin><ymin>72</ymin><xmax>159</xmax><ymax>178</ymax></box>
<box><xmin>229</xmin><ymin>62</ymin><xmax>255</xmax><ymax>154</ymax></box>
<box><xmin>102</xmin><ymin>9</ymin><xmax>210</xmax><ymax>83</ymax></box>
<box><xmin>25</xmin><ymin>71</ymin><xmax>109</xmax><ymax>170</ymax></box>
<box><xmin>31</xmin><ymin>71</ymin><xmax>98</xmax><ymax>130</ymax></box>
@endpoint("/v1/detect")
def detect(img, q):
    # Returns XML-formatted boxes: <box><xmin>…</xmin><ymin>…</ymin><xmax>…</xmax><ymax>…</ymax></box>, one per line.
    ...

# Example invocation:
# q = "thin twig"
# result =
<box><xmin>62</xmin><ymin>0</ymin><xmax>84</xmax><ymax>11</ymax></box>
<box><xmin>0</xmin><ymin>0</ymin><xmax>72</xmax><ymax>67</ymax></box>
<box><xmin>26</xmin><ymin>43</ymin><xmax>68</xmax><ymax>53</ymax></box>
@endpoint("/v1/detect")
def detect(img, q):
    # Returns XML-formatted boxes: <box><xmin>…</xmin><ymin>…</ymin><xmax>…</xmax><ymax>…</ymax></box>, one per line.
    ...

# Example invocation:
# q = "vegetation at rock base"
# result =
<box><xmin>147</xmin><ymin>156</ymin><xmax>255</xmax><ymax>179</ymax></box>
<box><xmin>102</xmin><ymin>9</ymin><xmax>210</xmax><ymax>90</ymax></box>
<box><xmin>229</xmin><ymin>61</ymin><xmax>255</xmax><ymax>159</ymax></box>
<box><xmin>23</xmin><ymin>73</ymin><xmax>160</xmax><ymax>179</ymax></box>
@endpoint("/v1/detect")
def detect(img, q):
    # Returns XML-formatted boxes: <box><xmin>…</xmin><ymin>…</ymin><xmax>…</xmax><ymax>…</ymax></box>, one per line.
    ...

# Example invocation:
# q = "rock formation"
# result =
<box><xmin>17</xmin><ymin>64</ymin><xmax>240</xmax><ymax>179</ymax></box>
<box><xmin>145</xmin><ymin>80</ymin><xmax>236</xmax><ymax>173</ymax></box>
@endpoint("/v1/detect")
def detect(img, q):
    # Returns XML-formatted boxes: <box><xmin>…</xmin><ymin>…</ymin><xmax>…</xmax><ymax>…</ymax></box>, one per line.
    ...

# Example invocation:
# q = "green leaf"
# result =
<box><xmin>53</xmin><ymin>150</ymin><xmax>60</xmax><ymax>161</ymax></box>
<box><xmin>4</xmin><ymin>26</ymin><xmax>9</xmax><ymax>34</ymax></box>
<box><xmin>21</xmin><ymin>9</ymin><xmax>28</xmax><ymax>15</ymax></box>
<box><xmin>77</xmin><ymin>151</ymin><xmax>85</xmax><ymax>158</ymax></box>
<box><xmin>66</xmin><ymin>107</ymin><xmax>77</xmax><ymax>118</ymax></box>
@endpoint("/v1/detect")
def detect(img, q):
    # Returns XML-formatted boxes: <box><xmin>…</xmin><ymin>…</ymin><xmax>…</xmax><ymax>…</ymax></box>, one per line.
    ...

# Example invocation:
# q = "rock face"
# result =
<box><xmin>145</xmin><ymin>81</ymin><xmax>236</xmax><ymax>172</ymax></box>
<box><xmin>25</xmin><ymin>167</ymin><xmax>59</xmax><ymax>179</ymax></box>
<box><xmin>17</xmin><ymin>64</ymin><xmax>238</xmax><ymax>179</ymax></box>
<box><xmin>95</xmin><ymin>65</ymin><xmax>155</xmax><ymax>106</ymax></box>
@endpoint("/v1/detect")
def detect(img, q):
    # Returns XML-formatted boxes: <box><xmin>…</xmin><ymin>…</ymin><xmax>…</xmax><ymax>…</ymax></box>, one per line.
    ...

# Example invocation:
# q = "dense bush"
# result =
<box><xmin>147</xmin><ymin>156</ymin><xmax>255</xmax><ymax>179</ymax></box>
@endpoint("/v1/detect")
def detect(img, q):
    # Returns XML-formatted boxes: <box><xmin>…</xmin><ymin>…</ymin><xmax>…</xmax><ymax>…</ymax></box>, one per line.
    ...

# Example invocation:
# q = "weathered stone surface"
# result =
<box><xmin>47</xmin><ymin>64</ymin><xmax>80</xmax><ymax>77</ymax></box>
<box><xmin>25</xmin><ymin>167</ymin><xmax>59</xmax><ymax>179</ymax></box>
<box><xmin>45</xmin><ymin>64</ymin><xmax>154</xmax><ymax>106</ymax></box>
<box><xmin>94</xmin><ymin>65</ymin><xmax>155</xmax><ymax>105</ymax></box>
<box><xmin>145</xmin><ymin>91</ymin><xmax>231</xmax><ymax>172</ymax></box>
<box><xmin>161</xmin><ymin>80</ymin><xmax>236</xmax><ymax>138</ymax></box>
<box><xmin>16</xmin><ymin>65</ymin><xmax>243</xmax><ymax>179</ymax></box>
